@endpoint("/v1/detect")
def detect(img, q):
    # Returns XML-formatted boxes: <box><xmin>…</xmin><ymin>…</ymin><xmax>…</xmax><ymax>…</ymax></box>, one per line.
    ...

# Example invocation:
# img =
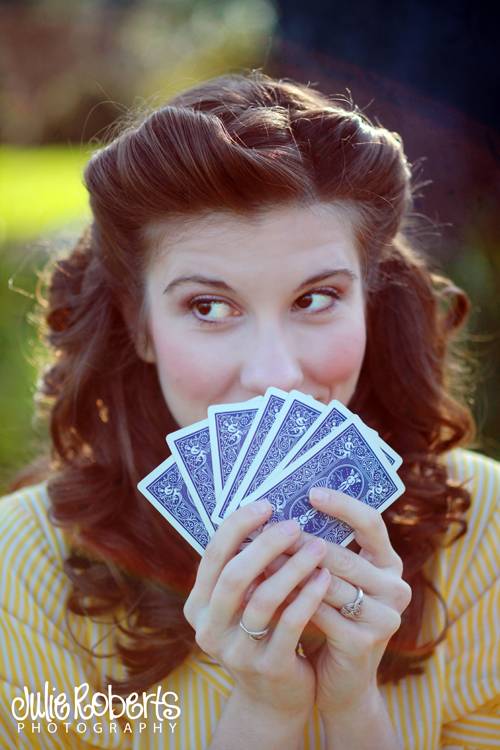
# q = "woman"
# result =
<box><xmin>1</xmin><ymin>70</ymin><xmax>498</xmax><ymax>749</ymax></box>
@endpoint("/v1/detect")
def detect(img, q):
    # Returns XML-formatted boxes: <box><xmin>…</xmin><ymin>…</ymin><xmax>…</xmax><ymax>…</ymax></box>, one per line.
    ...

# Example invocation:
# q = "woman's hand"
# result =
<box><xmin>306</xmin><ymin>487</ymin><xmax>412</xmax><ymax>714</ymax></box>
<box><xmin>266</xmin><ymin>488</ymin><xmax>412</xmax><ymax>716</ymax></box>
<box><xmin>182</xmin><ymin>498</ymin><xmax>332</xmax><ymax>717</ymax></box>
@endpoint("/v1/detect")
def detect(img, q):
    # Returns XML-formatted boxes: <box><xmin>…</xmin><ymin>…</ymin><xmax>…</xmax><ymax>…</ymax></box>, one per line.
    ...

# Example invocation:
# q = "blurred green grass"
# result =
<box><xmin>0</xmin><ymin>146</ymin><xmax>92</xmax><ymax>244</ymax></box>
<box><xmin>0</xmin><ymin>145</ymin><xmax>91</xmax><ymax>492</ymax></box>
<box><xmin>1</xmin><ymin>145</ymin><xmax>498</xmax><ymax>494</ymax></box>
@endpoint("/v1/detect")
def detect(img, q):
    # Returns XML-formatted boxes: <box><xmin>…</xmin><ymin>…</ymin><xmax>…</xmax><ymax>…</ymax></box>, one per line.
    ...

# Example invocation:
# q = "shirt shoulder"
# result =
<box><xmin>0</xmin><ymin>482</ymin><xmax>75</xmax><ymax>639</ymax></box>
<box><xmin>435</xmin><ymin>447</ymin><xmax>499</xmax><ymax>620</ymax></box>
<box><xmin>0</xmin><ymin>483</ymin><xmax>137</xmax><ymax>748</ymax></box>
<box><xmin>443</xmin><ymin>446</ymin><xmax>500</xmax><ymax>505</ymax></box>
<box><xmin>431</xmin><ymin>450</ymin><xmax>500</xmax><ymax>740</ymax></box>
<box><xmin>0</xmin><ymin>480</ymin><xmax>72</xmax><ymax>556</ymax></box>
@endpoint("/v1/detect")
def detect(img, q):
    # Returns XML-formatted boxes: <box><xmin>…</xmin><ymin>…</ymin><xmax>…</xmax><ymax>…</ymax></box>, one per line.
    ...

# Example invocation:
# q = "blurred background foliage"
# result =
<box><xmin>1</xmin><ymin>0</ymin><xmax>498</xmax><ymax>493</ymax></box>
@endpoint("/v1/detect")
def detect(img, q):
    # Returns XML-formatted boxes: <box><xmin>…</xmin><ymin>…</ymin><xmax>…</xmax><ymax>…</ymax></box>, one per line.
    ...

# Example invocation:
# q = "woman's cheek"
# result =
<box><xmin>313</xmin><ymin>321</ymin><xmax>366</xmax><ymax>389</ymax></box>
<box><xmin>153</xmin><ymin>332</ymin><xmax>232</xmax><ymax>402</ymax></box>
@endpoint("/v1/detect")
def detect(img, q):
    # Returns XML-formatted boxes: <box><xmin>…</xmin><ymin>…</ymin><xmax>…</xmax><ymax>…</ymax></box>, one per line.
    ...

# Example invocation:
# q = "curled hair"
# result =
<box><xmin>15</xmin><ymin>71</ymin><xmax>475</xmax><ymax>692</ymax></box>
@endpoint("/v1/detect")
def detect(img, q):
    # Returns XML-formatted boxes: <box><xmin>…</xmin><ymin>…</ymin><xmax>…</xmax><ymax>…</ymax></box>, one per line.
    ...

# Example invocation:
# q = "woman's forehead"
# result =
<box><xmin>143</xmin><ymin>201</ymin><xmax>361</xmax><ymax>265</ymax></box>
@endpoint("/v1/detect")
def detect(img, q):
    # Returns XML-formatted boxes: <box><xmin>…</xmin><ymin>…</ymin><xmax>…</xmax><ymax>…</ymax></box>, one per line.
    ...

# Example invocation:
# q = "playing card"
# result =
<box><xmin>137</xmin><ymin>455</ymin><xmax>211</xmax><ymax>556</ymax></box>
<box><xmin>276</xmin><ymin>398</ymin><xmax>351</xmax><ymax>470</ymax></box>
<box><xmin>278</xmin><ymin>399</ymin><xmax>402</xmax><ymax>472</ymax></box>
<box><xmin>207</xmin><ymin>396</ymin><xmax>263</xmax><ymax>502</ymax></box>
<box><xmin>210</xmin><ymin>386</ymin><xmax>288</xmax><ymax>524</ymax></box>
<box><xmin>166</xmin><ymin>419</ymin><xmax>218</xmax><ymax>535</ymax></box>
<box><xmin>224</xmin><ymin>390</ymin><xmax>326</xmax><ymax>513</ymax></box>
<box><xmin>239</xmin><ymin>418</ymin><xmax>405</xmax><ymax>547</ymax></box>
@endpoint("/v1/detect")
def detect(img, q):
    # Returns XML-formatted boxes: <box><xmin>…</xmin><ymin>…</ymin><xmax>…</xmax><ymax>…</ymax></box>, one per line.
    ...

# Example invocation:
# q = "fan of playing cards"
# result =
<box><xmin>137</xmin><ymin>387</ymin><xmax>405</xmax><ymax>556</ymax></box>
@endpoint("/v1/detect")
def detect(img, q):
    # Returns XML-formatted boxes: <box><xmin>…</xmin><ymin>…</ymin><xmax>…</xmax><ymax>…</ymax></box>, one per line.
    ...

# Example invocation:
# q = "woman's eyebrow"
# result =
<box><xmin>163</xmin><ymin>268</ymin><xmax>358</xmax><ymax>295</ymax></box>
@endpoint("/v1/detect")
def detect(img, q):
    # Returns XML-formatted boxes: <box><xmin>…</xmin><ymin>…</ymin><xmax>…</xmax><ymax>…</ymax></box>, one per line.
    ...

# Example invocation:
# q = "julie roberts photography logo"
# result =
<box><xmin>11</xmin><ymin>681</ymin><xmax>181</xmax><ymax>737</ymax></box>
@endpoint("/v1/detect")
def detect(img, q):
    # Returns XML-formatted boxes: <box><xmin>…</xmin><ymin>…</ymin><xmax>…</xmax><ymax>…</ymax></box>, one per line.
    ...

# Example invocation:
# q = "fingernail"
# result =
<box><xmin>251</xmin><ymin>499</ymin><xmax>272</xmax><ymax>515</ymax></box>
<box><xmin>309</xmin><ymin>487</ymin><xmax>329</xmax><ymax>503</ymax></box>
<box><xmin>279</xmin><ymin>520</ymin><xmax>300</xmax><ymax>536</ymax></box>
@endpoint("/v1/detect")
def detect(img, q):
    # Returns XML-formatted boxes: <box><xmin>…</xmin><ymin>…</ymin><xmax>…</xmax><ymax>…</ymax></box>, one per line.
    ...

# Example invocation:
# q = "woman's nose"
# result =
<box><xmin>239</xmin><ymin>325</ymin><xmax>304</xmax><ymax>395</ymax></box>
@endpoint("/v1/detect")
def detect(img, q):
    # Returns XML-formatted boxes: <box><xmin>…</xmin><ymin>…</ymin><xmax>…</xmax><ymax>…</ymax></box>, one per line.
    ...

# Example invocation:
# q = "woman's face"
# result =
<box><xmin>139</xmin><ymin>203</ymin><xmax>367</xmax><ymax>428</ymax></box>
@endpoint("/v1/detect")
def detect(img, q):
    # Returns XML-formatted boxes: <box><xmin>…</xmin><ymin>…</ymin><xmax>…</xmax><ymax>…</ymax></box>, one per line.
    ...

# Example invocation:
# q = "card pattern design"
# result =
<box><xmin>242</xmin><ymin>422</ymin><xmax>404</xmax><ymax>546</ymax></box>
<box><xmin>170</xmin><ymin>426</ymin><xmax>217</xmax><ymax>521</ymax></box>
<box><xmin>143</xmin><ymin>459</ymin><xmax>210</xmax><ymax>555</ymax></box>
<box><xmin>243</xmin><ymin>399</ymin><xmax>324</xmax><ymax>499</ymax></box>
<box><xmin>217</xmin><ymin>393</ymin><xmax>286</xmax><ymax>516</ymax></box>
<box><xmin>215</xmin><ymin>406</ymin><xmax>260</xmax><ymax>489</ymax></box>
<box><xmin>284</xmin><ymin>405</ymin><xmax>348</xmax><ymax>466</ymax></box>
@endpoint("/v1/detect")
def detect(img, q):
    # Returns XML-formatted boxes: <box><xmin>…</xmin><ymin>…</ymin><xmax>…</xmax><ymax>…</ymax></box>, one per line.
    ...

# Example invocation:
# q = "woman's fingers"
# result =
<box><xmin>263</xmin><ymin>552</ymin><xmax>292</xmax><ymax>578</ymax></box>
<box><xmin>191</xmin><ymin>501</ymin><xmax>273</xmax><ymax>590</ymax></box>
<box><xmin>254</xmin><ymin>549</ymin><xmax>409</xmax><ymax>650</ymax></box>
<box><xmin>237</xmin><ymin>537</ymin><xmax>327</xmax><ymax>632</ymax></box>
<box><xmin>207</xmin><ymin>520</ymin><xmax>319</xmax><ymax>631</ymax></box>
<box><xmin>261</xmin><ymin>567</ymin><xmax>331</xmax><ymax>667</ymax></box>
<box><xmin>271</xmin><ymin>532</ymin><xmax>384</xmax><ymax>590</ymax></box>
<box><xmin>184</xmin><ymin>500</ymin><xmax>273</xmax><ymax>624</ymax></box>
<box><xmin>265</xmin><ymin>529</ymin><xmax>411</xmax><ymax>614</ymax></box>
<box><xmin>309</xmin><ymin>488</ymin><xmax>403</xmax><ymax>572</ymax></box>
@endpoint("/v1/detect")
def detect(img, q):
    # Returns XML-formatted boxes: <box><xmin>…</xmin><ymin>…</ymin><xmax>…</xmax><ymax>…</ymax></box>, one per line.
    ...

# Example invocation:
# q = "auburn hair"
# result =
<box><xmin>11</xmin><ymin>70</ymin><xmax>475</xmax><ymax>693</ymax></box>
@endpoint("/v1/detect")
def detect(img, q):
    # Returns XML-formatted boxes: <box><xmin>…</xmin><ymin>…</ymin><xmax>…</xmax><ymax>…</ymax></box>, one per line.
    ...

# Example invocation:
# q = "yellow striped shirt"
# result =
<box><xmin>0</xmin><ymin>448</ymin><xmax>498</xmax><ymax>749</ymax></box>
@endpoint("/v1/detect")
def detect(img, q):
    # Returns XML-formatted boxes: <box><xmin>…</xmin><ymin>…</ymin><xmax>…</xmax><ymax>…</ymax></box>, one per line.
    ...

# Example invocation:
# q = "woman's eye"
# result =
<box><xmin>189</xmin><ymin>298</ymin><xmax>236</xmax><ymax>324</ymax></box>
<box><xmin>294</xmin><ymin>288</ymin><xmax>341</xmax><ymax>313</ymax></box>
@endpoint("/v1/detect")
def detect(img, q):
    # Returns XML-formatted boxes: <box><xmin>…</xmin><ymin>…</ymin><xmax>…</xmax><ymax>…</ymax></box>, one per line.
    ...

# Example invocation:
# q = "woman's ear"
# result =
<box><xmin>134</xmin><ymin>327</ymin><xmax>157</xmax><ymax>363</ymax></box>
<box><xmin>122</xmin><ymin>302</ymin><xmax>157</xmax><ymax>363</ymax></box>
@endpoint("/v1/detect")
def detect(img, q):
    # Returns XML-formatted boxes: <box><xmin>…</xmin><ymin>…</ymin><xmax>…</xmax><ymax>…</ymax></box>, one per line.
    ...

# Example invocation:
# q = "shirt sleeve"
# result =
<box><xmin>0</xmin><ymin>486</ymin><xmax>132</xmax><ymax>749</ymax></box>
<box><xmin>439</xmin><ymin>451</ymin><xmax>500</xmax><ymax>749</ymax></box>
